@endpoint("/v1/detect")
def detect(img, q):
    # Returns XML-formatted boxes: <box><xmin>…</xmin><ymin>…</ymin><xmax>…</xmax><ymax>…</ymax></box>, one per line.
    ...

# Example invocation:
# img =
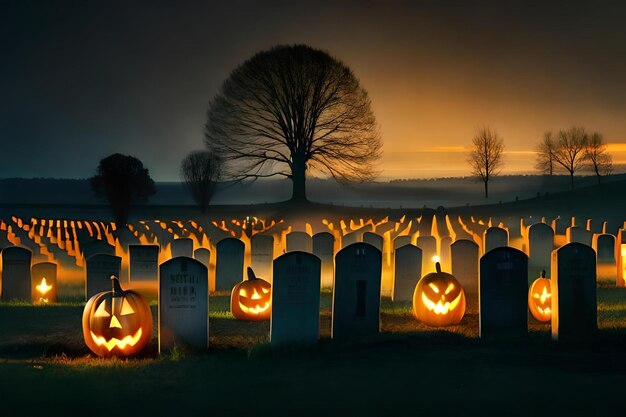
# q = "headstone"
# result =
<box><xmin>332</xmin><ymin>243</ymin><xmax>382</xmax><ymax>339</ymax></box>
<box><xmin>479</xmin><ymin>247</ymin><xmax>528</xmax><ymax>339</ymax></box>
<box><xmin>593</xmin><ymin>234</ymin><xmax>616</xmax><ymax>284</ymax></box>
<box><xmin>85</xmin><ymin>254</ymin><xmax>121</xmax><ymax>300</ymax></box>
<box><xmin>527</xmin><ymin>223</ymin><xmax>554</xmax><ymax>285</ymax></box>
<box><xmin>129</xmin><ymin>245</ymin><xmax>159</xmax><ymax>283</ymax></box>
<box><xmin>171</xmin><ymin>238</ymin><xmax>194</xmax><ymax>258</ymax></box>
<box><xmin>567</xmin><ymin>226</ymin><xmax>591</xmax><ymax>246</ymax></box>
<box><xmin>451</xmin><ymin>239</ymin><xmax>479</xmax><ymax>309</ymax></box>
<box><xmin>286</xmin><ymin>232</ymin><xmax>312</xmax><ymax>253</ymax></box>
<box><xmin>193</xmin><ymin>248</ymin><xmax>211</xmax><ymax>269</ymax></box>
<box><xmin>439</xmin><ymin>236</ymin><xmax>452</xmax><ymax>272</ymax></box>
<box><xmin>342</xmin><ymin>231</ymin><xmax>360</xmax><ymax>248</ymax></box>
<box><xmin>215</xmin><ymin>238</ymin><xmax>244</xmax><ymax>292</ymax></box>
<box><xmin>552</xmin><ymin>243</ymin><xmax>597</xmax><ymax>341</ymax></box>
<box><xmin>483</xmin><ymin>227</ymin><xmax>509</xmax><ymax>254</ymax></box>
<box><xmin>251</xmin><ymin>234</ymin><xmax>274</xmax><ymax>283</ymax></box>
<box><xmin>392</xmin><ymin>244</ymin><xmax>422</xmax><ymax>302</ymax></box>
<box><xmin>80</xmin><ymin>239</ymin><xmax>115</xmax><ymax>260</ymax></box>
<box><xmin>363</xmin><ymin>232</ymin><xmax>383</xmax><ymax>251</ymax></box>
<box><xmin>313</xmin><ymin>232</ymin><xmax>335</xmax><ymax>289</ymax></box>
<box><xmin>416</xmin><ymin>236</ymin><xmax>437</xmax><ymax>275</ymax></box>
<box><xmin>159</xmin><ymin>257</ymin><xmax>209</xmax><ymax>352</ymax></box>
<box><xmin>31</xmin><ymin>261</ymin><xmax>57</xmax><ymax>303</ymax></box>
<box><xmin>1</xmin><ymin>247</ymin><xmax>32</xmax><ymax>301</ymax></box>
<box><xmin>270</xmin><ymin>252</ymin><xmax>321</xmax><ymax>346</ymax></box>
<box><xmin>393</xmin><ymin>235</ymin><xmax>412</xmax><ymax>250</ymax></box>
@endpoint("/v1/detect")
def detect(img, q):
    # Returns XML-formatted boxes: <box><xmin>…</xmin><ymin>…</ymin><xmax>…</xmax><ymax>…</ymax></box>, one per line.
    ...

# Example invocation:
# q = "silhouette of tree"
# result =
<box><xmin>585</xmin><ymin>132</ymin><xmax>613</xmax><ymax>184</ymax></box>
<box><xmin>204</xmin><ymin>44</ymin><xmax>381</xmax><ymax>203</ymax></box>
<box><xmin>468</xmin><ymin>127</ymin><xmax>504</xmax><ymax>198</ymax></box>
<box><xmin>535</xmin><ymin>132</ymin><xmax>556</xmax><ymax>175</ymax></box>
<box><xmin>181</xmin><ymin>150</ymin><xmax>221</xmax><ymax>213</ymax></box>
<box><xmin>551</xmin><ymin>126</ymin><xmax>588</xmax><ymax>190</ymax></box>
<box><xmin>90</xmin><ymin>154</ymin><xmax>155</xmax><ymax>227</ymax></box>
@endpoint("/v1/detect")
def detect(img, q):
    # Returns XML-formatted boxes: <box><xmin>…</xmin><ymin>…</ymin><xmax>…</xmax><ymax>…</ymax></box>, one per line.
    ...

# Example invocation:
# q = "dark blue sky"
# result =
<box><xmin>3</xmin><ymin>1</ymin><xmax>626</xmax><ymax>180</ymax></box>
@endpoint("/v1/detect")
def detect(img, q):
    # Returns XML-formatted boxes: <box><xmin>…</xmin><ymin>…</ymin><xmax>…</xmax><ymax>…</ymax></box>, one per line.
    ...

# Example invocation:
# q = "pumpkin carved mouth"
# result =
<box><xmin>239</xmin><ymin>300</ymin><xmax>271</xmax><ymax>315</ymax></box>
<box><xmin>90</xmin><ymin>328</ymin><xmax>143</xmax><ymax>351</ymax></box>
<box><xmin>421</xmin><ymin>292</ymin><xmax>463</xmax><ymax>315</ymax></box>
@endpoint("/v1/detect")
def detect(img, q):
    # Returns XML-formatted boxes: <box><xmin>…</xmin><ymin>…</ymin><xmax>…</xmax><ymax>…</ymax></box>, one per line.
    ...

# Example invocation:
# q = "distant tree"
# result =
<box><xmin>551</xmin><ymin>126</ymin><xmax>589</xmax><ymax>190</ymax></box>
<box><xmin>90</xmin><ymin>154</ymin><xmax>155</xmax><ymax>227</ymax></box>
<box><xmin>468</xmin><ymin>127</ymin><xmax>504</xmax><ymax>198</ymax></box>
<box><xmin>181</xmin><ymin>150</ymin><xmax>221</xmax><ymax>213</ymax></box>
<box><xmin>204</xmin><ymin>44</ymin><xmax>382</xmax><ymax>203</ymax></box>
<box><xmin>584</xmin><ymin>132</ymin><xmax>613</xmax><ymax>184</ymax></box>
<box><xmin>535</xmin><ymin>132</ymin><xmax>557</xmax><ymax>175</ymax></box>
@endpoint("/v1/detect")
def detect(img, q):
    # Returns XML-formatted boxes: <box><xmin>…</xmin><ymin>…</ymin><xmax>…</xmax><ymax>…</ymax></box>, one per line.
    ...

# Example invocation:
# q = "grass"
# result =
<box><xmin>1</xmin><ymin>289</ymin><xmax>626</xmax><ymax>416</ymax></box>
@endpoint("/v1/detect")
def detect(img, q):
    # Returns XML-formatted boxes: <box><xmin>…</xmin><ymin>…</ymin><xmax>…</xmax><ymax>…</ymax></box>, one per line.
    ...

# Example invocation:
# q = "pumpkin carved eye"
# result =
<box><xmin>94</xmin><ymin>301</ymin><xmax>111</xmax><ymax>318</ymax></box>
<box><xmin>429</xmin><ymin>283</ymin><xmax>439</xmax><ymax>293</ymax></box>
<box><xmin>444</xmin><ymin>283</ymin><xmax>455</xmax><ymax>295</ymax></box>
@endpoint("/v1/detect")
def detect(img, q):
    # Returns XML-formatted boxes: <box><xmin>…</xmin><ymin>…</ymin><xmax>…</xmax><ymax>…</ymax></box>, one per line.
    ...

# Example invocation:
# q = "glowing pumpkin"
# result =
<box><xmin>230</xmin><ymin>267</ymin><xmax>271</xmax><ymax>321</ymax></box>
<box><xmin>82</xmin><ymin>275</ymin><xmax>152</xmax><ymax>357</ymax></box>
<box><xmin>413</xmin><ymin>262</ymin><xmax>466</xmax><ymax>326</ymax></box>
<box><xmin>528</xmin><ymin>270</ymin><xmax>552</xmax><ymax>322</ymax></box>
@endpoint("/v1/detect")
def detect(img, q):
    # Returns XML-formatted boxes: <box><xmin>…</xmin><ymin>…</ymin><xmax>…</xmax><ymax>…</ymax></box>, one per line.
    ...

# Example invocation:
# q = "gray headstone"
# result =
<box><xmin>313</xmin><ymin>232</ymin><xmax>335</xmax><ymax>289</ymax></box>
<box><xmin>129</xmin><ymin>245</ymin><xmax>159</xmax><ymax>282</ymax></box>
<box><xmin>81</xmin><ymin>239</ymin><xmax>115</xmax><ymax>260</ymax></box>
<box><xmin>1</xmin><ymin>247</ymin><xmax>32</xmax><ymax>301</ymax></box>
<box><xmin>85</xmin><ymin>254</ymin><xmax>121</xmax><ymax>300</ymax></box>
<box><xmin>393</xmin><ymin>235</ymin><xmax>412</xmax><ymax>250</ymax></box>
<box><xmin>392</xmin><ymin>244</ymin><xmax>422</xmax><ymax>302</ymax></box>
<box><xmin>528</xmin><ymin>223</ymin><xmax>554</xmax><ymax>284</ymax></box>
<box><xmin>171</xmin><ymin>238</ymin><xmax>194</xmax><ymax>258</ymax></box>
<box><xmin>552</xmin><ymin>243</ymin><xmax>597</xmax><ymax>341</ymax></box>
<box><xmin>439</xmin><ymin>236</ymin><xmax>452</xmax><ymax>271</ymax></box>
<box><xmin>363</xmin><ymin>232</ymin><xmax>383</xmax><ymax>251</ymax></box>
<box><xmin>451</xmin><ymin>239</ymin><xmax>479</xmax><ymax>308</ymax></box>
<box><xmin>159</xmin><ymin>257</ymin><xmax>209</xmax><ymax>352</ymax></box>
<box><xmin>286</xmin><ymin>232</ymin><xmax>312</xmax><ymax>253</ymax></box>
<box><xmin>416</xmin><ymin>236</ymin><xmax>437</xmax><ymax>275</ymax></box>
<box><xmin>479</xmin><ymin>247</ymin><xmax>528</xmax><ymax>339</ymax></box>
<box><xmin>215</xmin><ymin>238</ymin><xmax>245</xmax><ymax>292</ymax></box>
<box><xmin>193</xmin><ymin>248</ymin><xmax>211</xmax><ymax>269</ymax></box>
<box><xmin>271</xmin><ymin>252</ymin><xmax>321</xmax><ymax>346</ymax></box>
<box><xmin>593</xmin><ymin>234</ymin><xmax>616</xmax><ymax>284</ymax></box>
<box><xmin>251</xmin><ymin>234</ymin><xmax>274</xmax><ymax>282</ymax></box>
<box><xmin>31</xmin><ymin>261</ymin><xmax>57</xmax><ymax>303</ymax></box>
<box><xmin>341</xmin><ymin>231</ymin><xmax>361</xmax><ymax>249</ymax></box>
<box><xmin>484</xmin><ymin>227</ymin><xmax>509</xmax><ymax>254</ymax></box>
<box><xmin>332</xmin><ymin>243</ymin><xmax>382</xmax><ymax>339</ymax></box>
<box><xmin>567</xmin><ymin>226</ymin><xmax>591</xmax><ymax>246</ymax></box>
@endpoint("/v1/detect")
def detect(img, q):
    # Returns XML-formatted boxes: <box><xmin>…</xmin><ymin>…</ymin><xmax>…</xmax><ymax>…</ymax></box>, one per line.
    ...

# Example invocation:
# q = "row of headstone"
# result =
<box><xmin>0</xmin><ymin>246</ymin><xmax>58</xmax><ymax>303</ymax></box>
<box><xmin>479</xmin><ymin>244</ymin><xmax>597</xmax><ymax>341</ymax></box>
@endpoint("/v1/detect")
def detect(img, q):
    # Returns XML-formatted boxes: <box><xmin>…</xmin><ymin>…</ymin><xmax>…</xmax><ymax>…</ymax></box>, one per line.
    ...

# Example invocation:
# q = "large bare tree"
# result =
<box><xmin>552</xmin><ymin>126</ymin><xmax>588</xmax><ymax>190</ymax></box>
<box><xmin>204</xmin><ymin>45</ymin><xmax>382</xmax><ymax>203</ymax></box>
<box><xmin>468</xmin><ymin>127</ymin><xmax>504</xmax><ymax>198</ymax></box>
<box><xmin>584</xmin><ymin>132</ymin><xmax>613</xmax><ymax>184</ymax></box>
<box><xmin>534</xmin><ymin>132</ymin><xmax>556</xmax><ymax>176</ymax></box>
<box><xmin>181</xmin><ymin>150</ymin><xmax>221</xmax><ymax>213</ymax></box>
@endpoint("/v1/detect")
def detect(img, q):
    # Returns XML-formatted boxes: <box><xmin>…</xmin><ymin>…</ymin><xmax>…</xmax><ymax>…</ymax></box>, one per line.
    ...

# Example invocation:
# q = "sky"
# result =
<box><xmin>2</xmin><ymin>0</ymin><xmax>626</xmax><ymax>181</ymax></box>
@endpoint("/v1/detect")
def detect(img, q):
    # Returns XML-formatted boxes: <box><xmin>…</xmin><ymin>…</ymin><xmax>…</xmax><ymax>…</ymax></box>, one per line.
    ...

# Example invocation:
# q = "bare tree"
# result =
<box><xmin>535</xmin><ymin>132</ymin><xmax>557</xmax><ymax>175</ymax></box>
<box><xmin>468</xmin><ymin>127</ymin><xmax>504</xmax><ymax>198</ymax></box>
<box><xmin>204</xmin><ymin>44</ymin><xmax>382</xmax><ymax>203</ymax></box>
<box><xmin>552</xmin><ymin>126</ymin><xmax>588</xmax><ymax>190</ymax></box>
<box><xmin>584</xmin><ymin>132</ymin><xmax>613</xmax><ymax>184</ymax></box>
<box><xmin>181</xmin><ymin>150</ymin><xmax>221</xmax><ymax>213</ymax></box>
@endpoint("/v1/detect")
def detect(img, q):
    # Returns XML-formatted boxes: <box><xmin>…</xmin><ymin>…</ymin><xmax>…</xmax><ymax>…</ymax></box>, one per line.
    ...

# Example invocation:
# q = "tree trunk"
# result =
<box><xmin>570</xmin><ymin>172</ymin><xmax>574</xmax><ymax>190</ymax></box>
<box><xmin>291</xmin><ymin>156</ymin><xmax>307</xmax><ymax>203</ymax></box>
<box><xmin>484</xmin><ymin>180</ymin><xmax>489</xmax><ymax>199</ymax></box>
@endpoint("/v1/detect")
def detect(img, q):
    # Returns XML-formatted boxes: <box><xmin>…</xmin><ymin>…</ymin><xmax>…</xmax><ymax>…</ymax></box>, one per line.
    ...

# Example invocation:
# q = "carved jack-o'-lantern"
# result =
<box><xmin>230</xmin><ymin>267</ymin><xmax>271</xmax><ymax>321</ymax></box>
<box><xmin>413</xmin><ymin>262</ymin><xmax>466</xmax><ymax>326</ymax></box>
<box><xmin>528</xmin><ymin>270</ymin><xmax>552</xmax><ymax>322</ymax></box>
<box><xmin>82</xmin><ymin>275</ymin><xmax>152</xmax><ymax>357</ymax></box>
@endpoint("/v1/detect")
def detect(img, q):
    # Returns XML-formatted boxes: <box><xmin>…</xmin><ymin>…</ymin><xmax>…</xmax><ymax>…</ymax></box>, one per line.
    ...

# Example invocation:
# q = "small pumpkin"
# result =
<box><xmin>528</xmin><ymin>270</ymin><xmax>552</xmax><ymax>322</ymax></box>
<box><xmin>230</xmin><ymin>267</ymin><xmax>271</xmax><ymax>321</ymax></box>
<box><xmin>413</xmin><ymin>262</ymin><xmax>466</xmax><ymax>326</ymax></box>
<box><xmin>82</xmin><ymin>275</ymin><xmax>153</xmax><ymax>357</ymax></box>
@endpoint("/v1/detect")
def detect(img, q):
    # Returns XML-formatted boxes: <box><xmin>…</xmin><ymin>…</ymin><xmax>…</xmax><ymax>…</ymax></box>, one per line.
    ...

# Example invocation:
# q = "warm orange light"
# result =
<box><xmin>90</xmin><ymin>328</ymin><xmax>143</xmax><ymax>351</ymax></box>
<box><xmin>36</xmin><ymin>277</ymin><xmax>52</xmax><ymax>296</ymax></box>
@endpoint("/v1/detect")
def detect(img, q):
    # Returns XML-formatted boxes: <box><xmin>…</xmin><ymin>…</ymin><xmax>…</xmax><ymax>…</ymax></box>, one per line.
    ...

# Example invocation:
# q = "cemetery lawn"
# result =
<box><xmin>1</xmin><ymin>289</ymin><xmax>626</xmax><ymax>416</ymax></box>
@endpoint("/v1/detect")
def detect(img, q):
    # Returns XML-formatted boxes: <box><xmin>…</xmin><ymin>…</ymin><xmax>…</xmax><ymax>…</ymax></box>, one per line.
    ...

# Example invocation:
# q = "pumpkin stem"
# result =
<box><xmin>247</xmin><ymin>267</ymin><xmax>257</xmax><ymax>281</ymax></box>
<box><xmin>435</xmin><ymin>262</ymin><xmax>441</xmax><ymax>273</ymax></box>
<box><xmin>110</xmin><ymin>275</ymin><xmax>123</xmax><ymax>294</ymax></box>
<box><xmin>541</xmin><ymin>270</ymin><xmax>546</xmax><ymax>278</ymax></box>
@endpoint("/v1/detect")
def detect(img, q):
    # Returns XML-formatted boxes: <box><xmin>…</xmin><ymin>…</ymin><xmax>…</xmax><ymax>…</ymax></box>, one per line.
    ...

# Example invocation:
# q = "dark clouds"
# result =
<box><xmin>2</xmin><ymin>0</ymin><xmax>626</xmax><ymax>179</ymax></box>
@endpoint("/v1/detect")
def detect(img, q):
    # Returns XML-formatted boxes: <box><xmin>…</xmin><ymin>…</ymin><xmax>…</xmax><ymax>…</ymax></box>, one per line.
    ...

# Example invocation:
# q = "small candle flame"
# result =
<box><xmin>36</xmin><ymin>277</ymin><xmax>52</xmax><ymax>296</ymax></box>
<box><xmin>431</xmin><ymin>255</ymin><xmax>440</xmax><ymax>263</ymax></box>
